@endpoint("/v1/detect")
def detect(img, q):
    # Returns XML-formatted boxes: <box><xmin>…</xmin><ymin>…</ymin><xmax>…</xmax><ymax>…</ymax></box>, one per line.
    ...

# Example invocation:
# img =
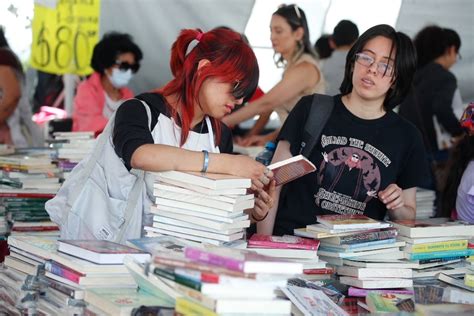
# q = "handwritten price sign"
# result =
<box><xmin>31</xmin><ymin>0</ymin><xmax>101</xmax><ymax>75</ymax></box>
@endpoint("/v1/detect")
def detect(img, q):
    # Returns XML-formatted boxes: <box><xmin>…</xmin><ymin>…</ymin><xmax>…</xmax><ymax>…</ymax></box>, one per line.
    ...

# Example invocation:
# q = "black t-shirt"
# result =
<box><xmin>113</xmin><ymin>93</ymin><xmax>233</xmax><ymax>169</ymax></box>
<box><xmin>274</xmin><ymin>95</ymin><xmax>428</xmax><ymax>235</ymax></box>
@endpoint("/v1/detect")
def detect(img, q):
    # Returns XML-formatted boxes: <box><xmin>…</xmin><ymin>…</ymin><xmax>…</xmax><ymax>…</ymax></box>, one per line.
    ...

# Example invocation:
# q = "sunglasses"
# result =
<box><xmin>114</xmin><ymin>60</ymin><xmax>140</xmax><ymax>73</ymax></box>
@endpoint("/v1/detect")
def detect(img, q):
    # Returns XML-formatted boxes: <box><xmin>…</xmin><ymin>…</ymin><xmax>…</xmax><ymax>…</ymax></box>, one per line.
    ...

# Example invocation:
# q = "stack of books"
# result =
<box><xmin>247</xmin><ymin>234</ymin><xmax>332</xmax><ymax>280</ymax></box>
<box><xmin>48</xmin><ymin>131</ymin><xmax>96</xmax><ymax>179</ymax></box>
<box><xmin>144</xmin><ymin>245</ymin><xmax>301</xmax><ymax>315</ymax></box>
<box><xmin>145</xmin><ymin>171</ymin><xmax>253</xmax><ymax>245</ymax></box>
<box><xmin>0</xmin><ymin>190</ymin><xmax>58</xmax><ymax>236</ymax></box>
<box><xmin>296</xmin><ymin>215</ymin><xmax>411</xmax><ymax>289</ymax></box>
<box><xmin>415</xmin><ymin>187</ymin><xmax>436</xmax><ymax>219</ymax></box>
<box><xmin>392</xmin><ymin>218</ymin><xmax>474</xmax><ymax>278</ymax></box>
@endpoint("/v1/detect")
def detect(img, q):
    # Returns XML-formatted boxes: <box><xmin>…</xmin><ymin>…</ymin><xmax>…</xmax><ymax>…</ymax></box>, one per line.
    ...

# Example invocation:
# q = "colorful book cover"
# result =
<box><xmin>247</xmin><ymin>234</ymin><xmax>320</xmax><ymax>250</ymax></box>
<box><xmin>366</xmin><ymin>292</ymin><xmax>415</xmax><ymax>313</ymax></box>
<box><xmin>407</xmin><ymin>249</ymin><xmax>471</xmax><ymax>261</ymax></box>
<box><xmin>332</xmin><ymin>227</ymin><xmax>398</xmax><ymax>245</ymax></box>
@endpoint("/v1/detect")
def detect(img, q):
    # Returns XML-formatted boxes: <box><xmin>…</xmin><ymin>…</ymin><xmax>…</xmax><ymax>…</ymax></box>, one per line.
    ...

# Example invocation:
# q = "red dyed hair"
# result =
<box><xmin>158</xmin><ymin>28</ymin><xmax>259</xmax><ymax>146</ymax></box>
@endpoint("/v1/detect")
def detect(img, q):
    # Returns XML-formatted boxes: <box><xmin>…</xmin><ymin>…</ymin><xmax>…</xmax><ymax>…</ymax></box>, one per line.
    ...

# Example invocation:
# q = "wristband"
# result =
<box><xmin>201</xmin><ymin>150</ymin><xmax>209</xmax><ymax>173</ymax></box>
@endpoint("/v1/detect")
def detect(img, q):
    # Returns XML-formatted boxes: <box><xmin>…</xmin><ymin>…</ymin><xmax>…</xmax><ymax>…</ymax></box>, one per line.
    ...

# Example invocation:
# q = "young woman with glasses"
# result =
<box><xmin>257</xmin><ymin>24</ymin><xmax>429</xmax><ymax>236</ymax></box>
<box><xmin>72</xmin><ymin>32</ymin><xmax>143</xmax><ymax>134</ymax></box>
<box><xmin>223</xmin><ymin>4</ymin><xmax>325</xmax><ymax>146</ymax></box>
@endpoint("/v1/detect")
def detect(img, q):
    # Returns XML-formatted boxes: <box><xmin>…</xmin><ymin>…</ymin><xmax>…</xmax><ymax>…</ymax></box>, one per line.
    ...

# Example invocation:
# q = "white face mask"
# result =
<box><xmin>108</xmin><ymin>68</ymin><xmax>133</xmax><ymax>88</ymax></box>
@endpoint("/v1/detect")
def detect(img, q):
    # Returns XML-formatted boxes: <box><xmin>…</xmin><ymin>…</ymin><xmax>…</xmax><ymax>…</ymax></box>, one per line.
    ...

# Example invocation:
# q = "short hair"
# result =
<box><xmin>414</xmin><ymin>25</ymin><xmax>461</xmax><ymax>68</ymax></box>
<box><xmin>159</xmin><ymin>28</ymin><xmax>259</xmax><ymax>146</ymax></box>
<box><xmin>90</xmin><ymin>32</ymin><xmax>143</xmax><ymax>74</ymax></box>
<box><xmin>273</xmin><ymin>4</ymin><xmax>316</xmax><ymax>66</ymax></box>
<box><xmin>332</xmin><ymin>20</ymin><xmax>359</xmax><ymax>47</ymax></box>
<box><xmin>314</xmin><ymin>34</ymin><xmax>333</xmax><ymax>59</ymax></box>
<box><xmin>0</xmin><ymin>48</ymin><xmax>24</xmax><ymax>80</ymax></box>
<box><xmin>340</xmin><ymin>24</ymin><xmax>417</xmax><ymax>111</ymax></box>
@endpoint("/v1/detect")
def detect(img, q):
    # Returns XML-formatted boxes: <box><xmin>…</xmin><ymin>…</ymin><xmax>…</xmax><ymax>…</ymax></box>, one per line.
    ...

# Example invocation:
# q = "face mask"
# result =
<box><xmin>108</xmin><ymin>68</ymin><xmax>133</xmax><ymax>88</ymax></box>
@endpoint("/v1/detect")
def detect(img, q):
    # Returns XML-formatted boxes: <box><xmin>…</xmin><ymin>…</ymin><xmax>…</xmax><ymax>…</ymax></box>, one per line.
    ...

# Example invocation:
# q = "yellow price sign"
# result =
<box><xmin>31</xmin><ymin>0</ymin><xmax>101</xmax><ymax>75</ymax></box>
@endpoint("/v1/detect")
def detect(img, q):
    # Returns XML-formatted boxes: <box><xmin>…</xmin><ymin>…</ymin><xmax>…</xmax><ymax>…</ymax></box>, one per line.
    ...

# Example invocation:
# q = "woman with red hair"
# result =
<box><xmin>46</xmin><ymin>28</ymin><xmax>274</xmax><ymax>242</ymax></box>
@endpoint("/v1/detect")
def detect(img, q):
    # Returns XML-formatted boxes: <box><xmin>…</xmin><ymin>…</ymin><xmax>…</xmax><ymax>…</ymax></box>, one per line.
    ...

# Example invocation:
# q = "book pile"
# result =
<box><xmin>247</xmin><ymin>234</ymin><xmax>332</xmax><ymax>280</ymax></box>
<box><xmin>415</xmin><ymin>187</ymin><xmax>436</xmax><ymax>219</ymax></box>
<box><xmin>3</xmin><ymin>236</ymin><xmax>154</xmax><ymax>315</ymax></box>
<box><xmin>48</xmin><ymin>131</ymin><xmax>95</xmax><ymax>179</ymax></box>
<box><xmin>296</xmin><ymin>215</ymin><xmax>412</xmax><ymax>289</ymax></box>
<box><xmin>392</xmin><ymin>218</ymin><xmax>474</xmax><ymax>279</ymax></box>
<box><xmin>146</xmin><ymin>171</ymin><xmax>253</xmax><ymax>245</ymax></box>
<box><xmin>139</xmin><ymin>244</ymin><xmax>301</xmax><ymax>315</ymax></box>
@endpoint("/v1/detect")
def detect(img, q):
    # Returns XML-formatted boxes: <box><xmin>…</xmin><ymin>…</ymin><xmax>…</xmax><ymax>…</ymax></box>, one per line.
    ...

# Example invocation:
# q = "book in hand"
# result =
<box><xmin>57</xmin><ymin>240</ymin><xmax>151</xmax><ymax>264</ymax></box>
<box><xmin>268</xmin><ymin>154</ymin><xmax>316</xmax><ymax>186</ymax></box>
<box><xmin>247</xmin><ymin>234</ymin><xmax>320</xmax><ymax>250</ymax></box>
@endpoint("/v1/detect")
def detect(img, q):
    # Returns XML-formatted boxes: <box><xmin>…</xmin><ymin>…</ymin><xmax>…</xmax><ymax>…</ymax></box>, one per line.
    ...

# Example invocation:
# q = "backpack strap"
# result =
<box><xmin>115</xmin><ymin>100</ymin><xmax>152</xmax><ymax>243</ymax></box>
<box><xmin>300</xmin><ymin>94</ymin><xmax>335</xmax><ymax>157</ymax></box>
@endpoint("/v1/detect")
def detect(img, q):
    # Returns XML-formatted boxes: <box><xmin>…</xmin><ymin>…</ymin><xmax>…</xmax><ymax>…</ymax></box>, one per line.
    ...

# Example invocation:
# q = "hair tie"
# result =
<box><xmin>185</xmin><ymin>32</ymin><xmax>204</xmax><ymax>57</ymax></box>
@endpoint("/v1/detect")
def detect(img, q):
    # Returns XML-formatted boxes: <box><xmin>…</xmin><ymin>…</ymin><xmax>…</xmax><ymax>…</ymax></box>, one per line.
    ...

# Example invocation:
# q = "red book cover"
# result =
<box><xmin>268</xmin><ymin>155</ymin><xmax>316</xmax><ymax>186</ymax></box>
<box><xmin>248</xmin><ymin>234</ymin><xmax>320</xmax><ymax>250</ymax></box>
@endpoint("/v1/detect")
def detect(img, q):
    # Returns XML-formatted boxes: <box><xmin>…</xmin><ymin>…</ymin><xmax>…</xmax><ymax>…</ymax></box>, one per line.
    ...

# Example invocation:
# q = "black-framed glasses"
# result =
<box><xmin>355</xmin><ymin>53</ymin><xmax>394</xmax><ymax>77</ymax></box>
<box><xmin>114</xmin><ymin>60</ymin><xmax>140</xmax><ymax>73</ymax></box>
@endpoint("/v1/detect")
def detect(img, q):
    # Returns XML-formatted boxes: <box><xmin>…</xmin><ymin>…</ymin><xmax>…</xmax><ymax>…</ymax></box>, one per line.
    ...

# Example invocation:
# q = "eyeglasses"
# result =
<box><xmin>114</xmin><ymin>60</ymin><xmax>140</xmax><ymax>73</ymax></box>
<box><xmin>355</xmin><ymin>53</ymin><xmax>394</xmax><ymax>77</ymax></box>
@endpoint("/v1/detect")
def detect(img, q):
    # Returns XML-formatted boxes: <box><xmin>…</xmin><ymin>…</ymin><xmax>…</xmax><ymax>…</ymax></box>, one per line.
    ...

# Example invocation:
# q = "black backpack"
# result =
<box><xmin>299</xmin><ymin>93</ymin><xmax>335</xmax><ymax>157</ymax></box>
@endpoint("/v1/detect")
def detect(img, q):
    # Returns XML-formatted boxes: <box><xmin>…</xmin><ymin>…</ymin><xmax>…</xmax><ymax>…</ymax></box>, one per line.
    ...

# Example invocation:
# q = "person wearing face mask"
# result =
<box><xmin>72</xmin><ymin>32</ymin><xmax>143</xmax><ymax>134</ymax></box>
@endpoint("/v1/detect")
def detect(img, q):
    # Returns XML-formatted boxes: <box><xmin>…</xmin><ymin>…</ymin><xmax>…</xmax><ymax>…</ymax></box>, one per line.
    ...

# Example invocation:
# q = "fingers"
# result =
<box><xmin>379</xmin><ymin>184</ymin><xmax>403</xmax><ymax>210</ymax></box>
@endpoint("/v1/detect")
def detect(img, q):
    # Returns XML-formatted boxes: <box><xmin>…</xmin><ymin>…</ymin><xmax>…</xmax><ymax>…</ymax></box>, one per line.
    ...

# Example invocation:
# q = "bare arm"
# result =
<box><xmin>257</xmin><ymin>140</ymin><xmax>293</xmax><ymax>235</ymax></box>
<box><xmin>131</xmin><ymin>144</ymin><xmax>270</xmax><ymax>190</ymax></box>
<box><xmin>384</xmin><ymin>186</ymin><xmax>416</xmax><ymax>220</ymax></box>
<box><xmin>222</xmin><ymin>62</ymin><xmax>320</xmax><ymax>127</ymax></box>
<box><xmin>246</xmin><ymin>110</ymin><xmax>272</xmax><ymax>137</ymax></box>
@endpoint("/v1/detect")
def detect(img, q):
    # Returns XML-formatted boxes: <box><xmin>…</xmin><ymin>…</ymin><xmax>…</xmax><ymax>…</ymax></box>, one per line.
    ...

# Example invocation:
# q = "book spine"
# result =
<box><xmin>408</xmin><ymin>249</ymin><xmax>470</xmax><ymax>261</ymax></box>
<box><xmin>406</xmin><ymin>240</ymin><xmax>468</xmax><ymax>253</ymax></box>
<box><xmin>184</xmin><ymin>248</ymin><xmax>244</xmax><ymax>272</ymax></box>
<box><xmin>44</xmin><ymin>261</ymin><xmax>83</xmax><ymax>284</ymax></box>
<box><xmin>173</xmin><ymin>283</ymin><xmax>216</xmax><ymax>311</ymax></box>
<box><xmin>339</xmin><ymin>229</ymin><xmax>398</xmax><ymax>245</ymax></box>
<box><xmin>153</xmin><ymin>267</ymin><xmax>202</xmax><ymax>291</ymax></box>
<box><xmin>418</xmin><ymin>256</ymin><xmax>466</xmax><ymax>264</ymax></box>
<box><xmin>342</xmin><ymin>238</ymin><xmax>396</xmax><ymax>250</ymax></box>
<box><xmin>175</xmin><ymin>297</ymin><xmax>218</xmax><ymax>316</ymax></box>
<box><xmin>348</xmin><ymin>287</ymin><xmax>415</xmax><ymax>297</ymax></box>
<box><xmin>248</xmin><ymin>240</ymin><xmax>319</xmax><ymax>250</ymax></box>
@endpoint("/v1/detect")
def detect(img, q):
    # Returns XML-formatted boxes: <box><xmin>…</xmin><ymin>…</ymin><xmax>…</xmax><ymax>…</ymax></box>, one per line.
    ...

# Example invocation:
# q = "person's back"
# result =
<box><xmin>323</xmin><ymin>20</ymin><xmax>359</xmax><ymax>96</ymax></box>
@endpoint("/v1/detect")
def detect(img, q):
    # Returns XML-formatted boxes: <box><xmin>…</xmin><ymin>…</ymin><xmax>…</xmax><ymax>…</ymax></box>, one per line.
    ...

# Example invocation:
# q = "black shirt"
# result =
<box><xmin>113</xmin><ymin>93</ymin><xmax>233</xmax><ymax>169</ymax></box>
<box><xmin>274</xmin><ymin>95</ymin><xmax>428</xmax><ymax>235</ymax></box>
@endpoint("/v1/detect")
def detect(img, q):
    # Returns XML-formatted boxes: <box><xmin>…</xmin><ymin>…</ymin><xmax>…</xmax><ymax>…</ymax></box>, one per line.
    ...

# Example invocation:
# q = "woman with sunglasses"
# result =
<box><xmin>72</xmin><ymin>32</ymin><xmax>143</xmax><ymax>134</ymax></box>
<box><xmin>257</xmin><ymin>24</ymin><xmax>429</xmax><ymax>236</ymax></box>
<box><xmin>223</xmin><ymin>4</ymin><xmax>325</xmax><ymax>146</ymax></box>
<box><xmin>46</xmin><ymin>28</ymin><xmax>274</xmax><ymax>242</ymax></box>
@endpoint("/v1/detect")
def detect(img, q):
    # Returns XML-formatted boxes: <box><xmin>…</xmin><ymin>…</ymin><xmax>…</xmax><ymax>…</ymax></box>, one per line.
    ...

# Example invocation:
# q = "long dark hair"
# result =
<box><xmin>340</xmin><ymin>24</ymin><xmax>417</xmax><ymax>111</ymax></box>
<box><xmin>439</xmin><ymin>134</ymin><xmax>474</xmax><ymax>217</ymax></box>
<box><xmin>273</xmin><ymin>4</ymin><xmax>316</xmax><ymax>67</ymax></box>
<box><xmin>414</xmin><ymin>25</ymin><xmax>461</xmax><ymax>69</ymax></box>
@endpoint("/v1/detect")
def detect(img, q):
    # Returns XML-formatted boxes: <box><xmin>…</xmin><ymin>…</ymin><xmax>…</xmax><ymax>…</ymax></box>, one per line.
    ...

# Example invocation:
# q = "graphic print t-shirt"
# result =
<box><xmin>274</xmin><ymin>95</ymin><xmax>428</xmax><ymax>236</ymax></box>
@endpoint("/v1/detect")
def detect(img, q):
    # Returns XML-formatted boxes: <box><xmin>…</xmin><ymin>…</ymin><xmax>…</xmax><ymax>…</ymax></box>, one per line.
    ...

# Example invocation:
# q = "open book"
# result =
<box><xmin>268</xmin><ymin>154</ymin><xmax>316</xmax><ymax>186</ymax></box>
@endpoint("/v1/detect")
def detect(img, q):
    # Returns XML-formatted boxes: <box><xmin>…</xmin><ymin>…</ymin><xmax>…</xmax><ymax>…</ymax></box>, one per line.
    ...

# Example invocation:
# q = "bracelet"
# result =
<box><xmin>251</xmin><ymin>211</ymin><xmax>269</xmax><ymax>222</ymax></box>
<box><xmin>201</xmin><ymin>150</ymin><xmax>209</xmax><ymax>173</ymax></box>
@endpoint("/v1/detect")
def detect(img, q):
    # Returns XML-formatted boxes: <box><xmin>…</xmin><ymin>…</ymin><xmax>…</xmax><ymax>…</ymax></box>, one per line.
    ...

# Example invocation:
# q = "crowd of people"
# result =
<box><xmin>1</xmin><ymin>3</ymin><xmax>473</xmax><ymax>241</ymax></box>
